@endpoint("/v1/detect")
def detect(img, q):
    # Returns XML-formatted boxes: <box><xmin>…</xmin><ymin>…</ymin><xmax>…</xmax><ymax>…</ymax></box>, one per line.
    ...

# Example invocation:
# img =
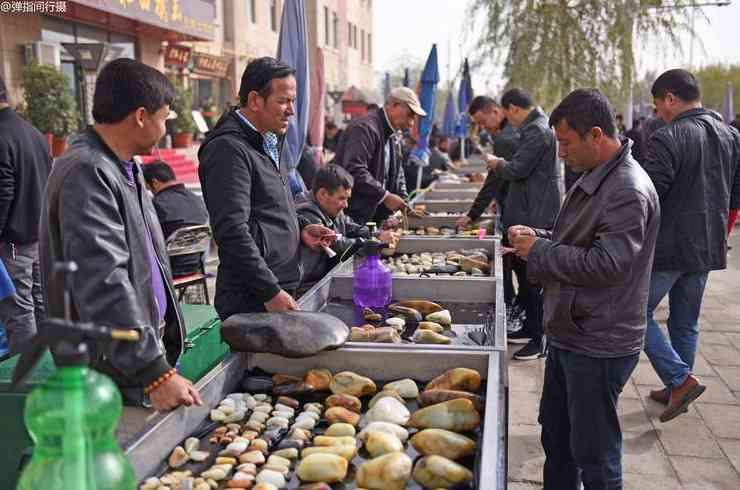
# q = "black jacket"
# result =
<box><xmin>494</xmin><ymin>107</ymin><xmax>562</xmax><ymax>229</ymax></box>
<box><xmin>198</xmin><ymin>108</ymin><xmax>302</xmax><ymax>319</ymax></box>
<box><xmin>334</xmin><ymin>108</ymin><xmax>407</xmax><ymax>224</ymax></box>
<box><xmin>468</xmin><ymin>122</ymin><xmax>520</xmax><ymax>220</ymax></box>
<box><xmin>528</xmin><ymin>142</ymin><xmax>660</xmax><ymax>357</ymax></box>
<box><xmin>40</xmin><ymin>129</ymin><xmax>185</xmax><ymax>397</ymax></box>
<box><xmin>296</xmin><ymin>196</ymin><xmax>369</xmax><ymax>290</ymax></box>
<box><xmin>0</xmin><ymin>107</ymin><xmax>52</xmax><ymax>244</ymax></box>
<box><xmin>642</xmin><ymin>108</ymin><xmax>740</xmax><ymax>272</ymax></box>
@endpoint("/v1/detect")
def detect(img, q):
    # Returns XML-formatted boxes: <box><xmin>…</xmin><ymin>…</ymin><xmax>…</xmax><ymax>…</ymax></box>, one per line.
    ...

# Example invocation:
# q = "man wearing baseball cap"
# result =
<box><xmin>334</xmin><ymin>87</ymin><xmax>426</xmax><ymax>224</ymax></box>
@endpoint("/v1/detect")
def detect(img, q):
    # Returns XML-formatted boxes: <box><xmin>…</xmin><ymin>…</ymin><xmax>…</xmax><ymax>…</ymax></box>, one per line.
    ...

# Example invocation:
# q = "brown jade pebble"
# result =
<box><xmin>272</xmin><ymin>374</ymin><xmax>303</xmax><ymax>386</ymax></box>
<box><xmin>304</xmin><ymin>368</ymin><xmax>333</xmax><ymax>391</ymax></box>
<box><xmin>226</xmin><ymin>479</ymin><xmax>254</xmax><ymax>488</ymax></box>
<box><xmin>326</xmin><ymin>393</ymin><xmax>362</xmax><ymax>413</ymax></box>
<box><xmin>419</xmin><ymin>389</ymin><xmax>486</xmax><ymax>412</ymax></box>
<box><xmin>297</xmin><ymin>483</ymin><xmax>332</xmax><ymax>490</ymax></box>
<box><xmin>272</xmin><ymin>382</ymin><xmax>316</xmax><ymax>397</ymax></box>
<box><xmin>325</xmin><ymin>406</ymin><xmax>361</xmax><ymax>426</ymax></box>
<box><xmin>276</xmin><ymin>396</ymin><xmax>300</xmax><ymax>409</ymax></box>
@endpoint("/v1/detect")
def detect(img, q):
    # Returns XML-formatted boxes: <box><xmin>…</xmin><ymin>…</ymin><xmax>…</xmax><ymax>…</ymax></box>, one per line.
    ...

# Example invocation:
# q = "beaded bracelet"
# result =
<box><xmin>144</xmin><ymin>368</ymin><xmax>177</xmax><ymax>395</ymax></box>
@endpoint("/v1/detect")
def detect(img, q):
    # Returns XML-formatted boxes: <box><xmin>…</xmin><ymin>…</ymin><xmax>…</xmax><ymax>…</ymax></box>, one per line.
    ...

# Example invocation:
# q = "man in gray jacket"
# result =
<box><xmin>511</xmin><ymin>89</ymin><xmax>660</xmax><ymax>489</ymax></box>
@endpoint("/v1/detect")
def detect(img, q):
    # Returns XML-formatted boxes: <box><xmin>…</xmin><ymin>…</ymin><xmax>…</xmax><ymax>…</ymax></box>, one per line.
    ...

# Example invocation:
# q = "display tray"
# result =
<box><xmin>406</xmin><ymin>213</ymin><xmax>497</xmax><ymax>231</ymax></box>
<box><xmin>434</xmin><ymin>181</ymin><xmax>482</xmax><ymax>190</ymax></box>
<box><xmin>412</xmin><ymin>200</ymin><xmax>477</xmax><ymax>214</ymax></box>
<box><xmin>424</xmin><ymin>189</ymin><xmax>481</xmax><ymax>200</ymax></box>
<box><xmin>125</xmin><ymin>348</ymin><xmax>506</xmax><ymax>489</ymax></box>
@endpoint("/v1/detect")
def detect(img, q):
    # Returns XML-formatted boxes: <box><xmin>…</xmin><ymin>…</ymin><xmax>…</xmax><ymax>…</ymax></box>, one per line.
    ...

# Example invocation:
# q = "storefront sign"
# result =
<box><xmin>192</xmin><ymin>52</ymin><xmax>229</xmax><ymax>78</ymax></box>
<box><xmin>70</xmin><ymin>0</ymin><xmax>216</xmax><ymax>41</ymax></box>
<box><xmin>165</xmin><ymin>44</ymin><xmax>192</xmax><ymax>68</ymax></box>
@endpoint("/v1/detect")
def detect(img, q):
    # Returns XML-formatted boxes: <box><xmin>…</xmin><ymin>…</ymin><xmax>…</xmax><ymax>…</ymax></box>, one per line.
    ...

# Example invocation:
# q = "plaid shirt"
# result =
<box><xmin>236</xmin><ymin>110</ymin><xmax>280</xmax><ymax>170</ymax></box>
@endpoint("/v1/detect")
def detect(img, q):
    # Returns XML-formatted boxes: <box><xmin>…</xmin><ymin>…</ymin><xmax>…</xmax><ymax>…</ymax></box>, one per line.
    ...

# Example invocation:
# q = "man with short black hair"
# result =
<box><xmin>731</xmin><ymin>113</ymin><xmax>740</xmax><ymax>131</ymax></box>
<box><xmin>486</xmin><ymin>88</ymin><xmax>562</xmax><ymax>360</ymax></box>
<box><xmin>142</xmin><ymin>161</ymin><xmax>209</xmax><ymax>276</ymax></box>
<box><xmin>0</xmin><ymin>74</ymin><xmax>52</xmax><ymax>356</ymax></box>
<box><xmin>641</xmin><ymin>68</ymin><xmax>740</xmax><ymax>422</ymax></box>
<box><xmin>198</xmin><ymin>57</ymin><xmax>335</xmax><ymax>319</ymax></box>
<box><xmin>40</xmin><ymin>58</ymin><xmax>201</xmax><ymax>411</ymax></box>
<box><xmin>511</xmin><ymin>88</ymin><xmax>659</xmax><ymax>489</ymax></box>
<box><xmin>296</xmin><ymin>164</ymin><xmax>398</xmax><ymax>291</ymax></box>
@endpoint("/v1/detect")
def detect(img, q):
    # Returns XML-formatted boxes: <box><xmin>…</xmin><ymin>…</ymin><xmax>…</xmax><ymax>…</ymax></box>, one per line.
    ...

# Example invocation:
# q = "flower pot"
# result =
<box><xmin>172</xmin><ymin>132</ymin><xmax>193</xmax><ymax>148</ymax></box>
<box><xmin>45</xmin><ymin>133</ymin><xmax>54</xmax><ymax>155</ymax></box>
<box><xmin>51</xmin><ymin>136</ymin><xmax>68</xmax><ymax>158</ymax></box>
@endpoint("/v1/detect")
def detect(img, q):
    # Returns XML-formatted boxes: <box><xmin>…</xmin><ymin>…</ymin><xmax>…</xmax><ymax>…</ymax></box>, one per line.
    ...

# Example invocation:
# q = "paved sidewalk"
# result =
<box><xmin>507</xmin><ymin>232</ymin><xmax>740</xmax><ymax>489</ymax></box>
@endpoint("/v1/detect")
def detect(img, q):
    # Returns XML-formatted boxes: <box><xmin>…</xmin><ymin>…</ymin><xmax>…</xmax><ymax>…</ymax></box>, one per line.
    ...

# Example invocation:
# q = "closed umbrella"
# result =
<box><xmin>441</xmin><ymin>90</ymin><xmax>457</xmax><ymax>137</ymax></box>
<box><xmin>456</xmin><ymin>58</ymin><xmax>473</xmax><ymax>161</ymax></box>
<box><xmin>723</xmin><ymin>82</ymin><xmax>735</xmax><ymax>124</ymax></box>
<box><xmin>277</xmin><ymin>0</ymin><xmax>310</xmax><ymax>200</ymax></box>
<box><xmin>411</xmin><ymin>44</ymin><xmax>440</xmax><ymax>190</ymax></box>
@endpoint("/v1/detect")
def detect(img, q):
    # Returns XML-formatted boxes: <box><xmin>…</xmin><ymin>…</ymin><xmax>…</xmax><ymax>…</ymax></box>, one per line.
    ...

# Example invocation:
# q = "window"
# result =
<box><xmin>270</xmin><ymin>0</ymin><xmax>278</xmax><ymax>32</ymax></box>
<box><xmin>368</xmin><ymin>32</ymin><xmax>372</xmax><ymax>62</ymax></box>
<box><xmin>332</xmin><ymin>12</ymin><xmax>338</xmax><ymax>49</ymax></box>
<box><xmin>361</xmin><ymin>29</ymin><xmax>365</xmax><ymax>60</ymax></box>
<box><xmin>248</xmin><ymin>0</ymin><xmax>256</xmax><ymax>24</ymax></box>
<box><xmin>324</xmin><ymin>6</ymin><xmax>330</xmax><ymax>46</ymax></box>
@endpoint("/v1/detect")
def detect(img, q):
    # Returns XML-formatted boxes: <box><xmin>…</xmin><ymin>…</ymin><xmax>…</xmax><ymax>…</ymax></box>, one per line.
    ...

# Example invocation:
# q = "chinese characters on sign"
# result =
<box><xmin>164</xmin><ymin>45</ymin><xmax>192</xmax><ymax>68</ymax></box>
<box><xmin>192</xmin><ymin>53</ymin><xmax>230</xmax><ymax>78</ymax></box>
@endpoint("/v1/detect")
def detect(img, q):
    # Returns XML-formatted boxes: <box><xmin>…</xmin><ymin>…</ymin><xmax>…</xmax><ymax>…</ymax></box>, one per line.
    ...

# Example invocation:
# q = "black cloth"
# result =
<box><xmin>641</xmin><ymin>108</ymin><xmax>740</xmax><ymax>272</ymax></box>
<box><xmin>540</xmin><ymin>346</ymin><xmax>639</xmax><ymax>490</ymax></box>
<box><xmin>151</xmin><ymin>183</ymin><xmax>209</xmax><ymax>276</ymax></box>
<box><xmin>323</xmin><ymin>129</ymin><xmax>343</xmax><ymax>153</ymax></box>
<box><xmin>0</xmin><ymin>107</ymin><xmax>52</xmax><ymax>244</ymax></box>
<box><xmin>198</xmin><ymin>108</ymin><xmax>303</xmax><ymax>319</ymax></box>
<box><xmin>297</xmin><ymin>147</ymin><xmax>318</xmax><ymax>191</ymax></box>
<box><xmin>731</xmin><ymin>120</ymin><xmax>740</xmax><ymax>132</ymax></box>
<box><xmin>494</xmin><ymin>107</ymin><xmax>562</xmax><ymax>229</ymax></box>
<box><xmin>624</xmin><ymin>127</ymin><xmax>644</xmax><ymax>163</ymax></box>
<box><xmin>419</xmin><ymin>147</ymin><xmax>452</xmax><ymax>188</ymax></box>
<box><xmin>296</xmin><ymin>196</ymin><xmax>370</xmax><ymax>291</ymax></box>
<box><xmin>334</xmin><ymin>108</ymin><xmax>408</xmax><ymax>224</ymax></box>
<box><xmin>40</xmin><ymin>128</ymin><xmax>185</xmax><ymax>393</ymax></box>
<box><xmin>528</xmin><ymin>141</ymin><xmax>661</xmax><ymax>358</ymax></box>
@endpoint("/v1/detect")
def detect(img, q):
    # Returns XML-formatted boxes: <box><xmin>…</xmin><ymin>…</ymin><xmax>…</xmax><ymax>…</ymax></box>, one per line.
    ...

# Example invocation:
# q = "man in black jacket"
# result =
<box><xmin>511</xmin><ymin>88</ymin><xmax>660</xmax><ymax>490</ymax></box>
<box><xmin>40</xmin><ymin>59</ymin><xmax>200</xmax><ymax>411</ymax></box>
<box><xmin>486</xmin><ymin>88</ymin><xmax>562</xmax><ymax>360</ymax></box>
<box><xmin>198</xmin><ymin>57</ymin><xmax>334</xmax><ymax>319</ymax></box>
<box><xmin>641</xmin><ymin>69</ymin><xmax>740</xmax><ymax>422</ymax></box>
<box><xmin>0</xmin><ymin>75</ymin><xmax>52</xmax><ymax>356</ymax></box>
<box><xmin>296</xmin><ymin>165</ymin><xmax>398</xmax><ymax>292</ymax></box>
<box><xmin>334</xmin><ymin>87</ymin><xmax>427</xmax><ymax>225</ymax></box>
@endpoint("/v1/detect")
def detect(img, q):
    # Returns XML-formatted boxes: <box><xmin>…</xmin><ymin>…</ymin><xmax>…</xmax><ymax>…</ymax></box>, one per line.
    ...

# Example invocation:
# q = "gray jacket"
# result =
<box><xmin>495</xmin><ymin>107</ymin><xmax>561</xmax><ymax>229</ymax></box>
<box><xmin>527</xmin><ymin>142</ymin><xmax>660</xmax><ymax>358</ymax></box>
<box><xmin>40</xmin><ymin>129</ymin><xmax>185</xmax><ymax>400</ymax></box>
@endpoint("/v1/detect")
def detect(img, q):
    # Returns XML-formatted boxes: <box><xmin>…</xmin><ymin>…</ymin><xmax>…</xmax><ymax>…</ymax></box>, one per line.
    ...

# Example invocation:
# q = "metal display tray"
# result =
<box><xmin>423</xmin><ymin>189</ymin><xmax>481</xmax><ymax>200</ymax></box>
<box><xmin>413</xmin><ymin>199</ymin><xmax>477</xmax><ymax>214</ymax></box>
<box><xmin>406</xmin><ymin>213</ymin><xmax>497</xmax><ymax>231</ymax></box>
<box><xmin>122</xmin><ymin>347</ymin><xmax>508</xmax><ymax>490</ymax></box>
<box><xmin>452</xmin><ymin>165</ymin><xmax>487</xmax><ymax>175</ymax></box>
<box><xmin>434</xmin><ymin>181</ymin><xmax>482</xmax><ymax>190</ymax></box>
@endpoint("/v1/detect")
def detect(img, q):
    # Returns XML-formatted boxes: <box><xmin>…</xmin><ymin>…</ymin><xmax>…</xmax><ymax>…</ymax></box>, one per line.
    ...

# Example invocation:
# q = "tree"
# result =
<box><xmin>21</xmin><ymin>62</ymin><xmax>78</xmax><ymax>137</ymax></box>
<box><xmin>693</xmin><ymin>64</ymin><xmax>740</xmax><ymax>115</ymax></box>
<box><xmin>468</xmin><ymin>0</ymin><xmax>697</xmax><ymax>110</ymax></box>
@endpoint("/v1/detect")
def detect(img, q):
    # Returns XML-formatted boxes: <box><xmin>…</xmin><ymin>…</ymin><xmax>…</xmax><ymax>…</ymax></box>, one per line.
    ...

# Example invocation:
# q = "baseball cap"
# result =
<box><xmin>389</xmin><ymin>87</ymin><xmax>427</xmax><ymax>117</ymax></box>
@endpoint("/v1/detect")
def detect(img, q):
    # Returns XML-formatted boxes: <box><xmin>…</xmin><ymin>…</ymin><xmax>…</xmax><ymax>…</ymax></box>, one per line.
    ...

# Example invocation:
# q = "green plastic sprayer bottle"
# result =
<box><xmin>11</xmin><ymin>262</ymin><xmax>140</xmax><ymax>490</ymax></box>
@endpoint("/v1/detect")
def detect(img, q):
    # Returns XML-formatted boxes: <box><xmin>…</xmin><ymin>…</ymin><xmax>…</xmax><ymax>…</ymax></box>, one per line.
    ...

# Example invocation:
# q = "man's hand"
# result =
<box><xmin>149</xmin><ymin>373</ymin><xmax>203</xmax><ymax>412</ymax></box>
<box><xmin>379</xmin><ymin>230</ymin><xmax>399</xmax><ymax>247</ymax></box>
<box><xmin>382</xmin><ymin>193</ymin><xmax>406</xmax><ymax>212</ymax></box>
<box><xmin>485</xmin><ymin>153</ymin><xmax>504</xmax><ymax>170</ymax></box>
<box><xmin>508</xmin><ymin>225</ymin><xmax>538</xmax><ymax>260</ymax></box>
<box><xmin>456</xmin><ymin>215</ymin><xmax>472</xmax><ymax>230</ymax></box>
<box><xmin>301</xmin><ymin>224</ymin><xmax>337</xmax><ymax>251</ymax></box>
<box><xmin>507</xmin><ymin>224</ymin><xmax>536</xmax><ymax>244</ymax></box>
<box><xmin>265</xmin><ymin>289</ymin><xmax>299</xmax><ymax>312</ymax></box>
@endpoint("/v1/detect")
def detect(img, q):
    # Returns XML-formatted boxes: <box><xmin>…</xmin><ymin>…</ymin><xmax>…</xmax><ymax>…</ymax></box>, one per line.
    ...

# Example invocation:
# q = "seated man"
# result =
<box><xmin>143</xmin><ymin>161</ymin><xmax>209</xmax><ymax>276</ymax></box>
<box><xmin>297</xmin><ymin>165</ymin><xmax>398</xmax><ymax>292</ymax></box>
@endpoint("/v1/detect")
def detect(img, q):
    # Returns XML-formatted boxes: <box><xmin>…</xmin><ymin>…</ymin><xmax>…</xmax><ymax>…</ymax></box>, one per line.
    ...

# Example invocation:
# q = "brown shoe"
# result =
<box><xmin>659</xmin><ymin>375</ymin><xmax>706</xmax><ymax>423</ymax></box>
<box><xmin>650</xmin><ymin>387</ymin><xmax>670</xmax><ymax>405</ymax></box>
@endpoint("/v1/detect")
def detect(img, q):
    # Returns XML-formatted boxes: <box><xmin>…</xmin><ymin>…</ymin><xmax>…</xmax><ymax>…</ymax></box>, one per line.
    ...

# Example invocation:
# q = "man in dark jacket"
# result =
<box><xmin>486</xmin><ymin>88</ymin><xmax>562</xmax><ymax>360</ymax></box>
<box><xmin>142</xmin><ymin>160</ymin><xmax>209</xmax><ymax>276</ymax></box>
<box><xmin>40</xmin><ymin>59</ymin><xmax>200</xmax><ymax>411</ymax></box>
<box><xmin>198</xmin><ymin>57</ymin><xmax>334</xmax><ymax>319</ymax></box>
<box><xmin>296</xmin><ymin>164</ymin><xmax>398</xmax><ymax>292</ymax></box>
<box><xmin>641</xmin><ymin>69</ymin><xmax>740</xmax><ymax>422</ymax></box>
<box><xmin>334</xmin><ymin>87</ymin><xmax>427</xmax><ymax>224</ymax></box>
<box><xmin>0</xmin><ymin>75</ymin><xmax>52</xmax><ymax>356</ymax></box>
<box><xmin>511</xmin><ymin>89</ymin><xmax>660</xmax><ymax>489</ymax></box>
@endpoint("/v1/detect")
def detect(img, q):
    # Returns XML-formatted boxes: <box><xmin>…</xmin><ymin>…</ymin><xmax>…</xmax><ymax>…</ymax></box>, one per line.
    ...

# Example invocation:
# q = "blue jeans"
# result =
<box><xmin>644</xmin><ymin>270</ymin><xmax>709</xmax><ymax>389</ymax></box>
<box><xmin>540</xmin><ymin>346</ymin><xmax>639</xmax><ymax>490</ymax></box>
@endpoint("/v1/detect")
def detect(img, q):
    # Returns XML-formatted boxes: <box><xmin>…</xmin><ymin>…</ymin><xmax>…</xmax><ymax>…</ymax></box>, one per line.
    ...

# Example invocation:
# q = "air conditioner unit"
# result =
<box><xmin>24</xmin><ymin>42</ymin><xmax>61</xmax><ymax>69</ymax></box>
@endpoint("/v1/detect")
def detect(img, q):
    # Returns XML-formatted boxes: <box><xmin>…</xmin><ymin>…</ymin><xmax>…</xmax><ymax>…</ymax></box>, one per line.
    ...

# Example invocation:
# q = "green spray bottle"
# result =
<box><xmin>11</xmin><ymin>262</ymin><xmax>140</xmax><ymax>489</ymax></box>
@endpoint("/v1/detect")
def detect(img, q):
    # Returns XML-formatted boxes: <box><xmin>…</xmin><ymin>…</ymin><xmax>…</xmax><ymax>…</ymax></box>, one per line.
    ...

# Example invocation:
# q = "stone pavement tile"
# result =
<box><xmin>624</xmin><ymin>472</ymin><xmax>683</xmax><ymax>489</ymax></box>
<box><xmin>726</xmin><ymin>333</ymin><xmax>740</xmax><ymax>351</ymax></box>
<box><xmin>636</xmin><ymin>384</ymin><xmax>701</xmax><ymax>420</ymax></box>
<box><xmin>693</xmin><ymin>353</ymin><xmax>717</xmax><ymax>377</ymax></box>
<box><xmin>700</xmin><ymin>332</ymin><xmax>730</xmax><ymax>345</ymax></box>
<box><xmin>696</xmin><ymin>403</ymin><xmax>740</xmax><ymax>439</ymax></box>
<box><xmin>509</xmin><ymin>390</ymin><xmax>541</xmax><ymax>426</ymax></box>
<box><xmin>701</xmin><ymin>317</ymin><xmax>740</xmax><ymax>333</ymax></box>
<box><xmin>509</xmin><ymin>364</ymin><xmax>543</xmax><ymax>393</ymax></box>
<box><xmin>717</xmin><ymin>438</ymin><xmax>740</xmax><ymax>476</ymax></box>
<box><xmin>619</xmin><ymin>398</ymin><xmax>653</xmax><ymax>433</ymax></box>
<box><xmin>700</xmin><ymin>343</ymin><xmax>740</xmax><ymax>366</ymax></box>
<box><xmin>695</xmin><ymin>377</ymin><xmax>738</xmax><ymax>405</ymax></box>
<box><xmin>622</xmin><ymin>429</ymin><xmax>675</xmax><ymax>476</ymax></box>
<box><xmin>702</xmin><ymin>295</ymin><xmax>729</xmax><ymax>311</ymax></box>
<box><xmin>670</xmin><ymin>456</ymin><xmax>740</xmax><ymax>490</ymax></box>
<box><xmin>622</xmin><ymin>379</ymin><xmax>641</xmax><ymax>399</ymax></box>
<box><xmin>632</xmin><ymin>361</ymin><xmax>664</xmax><ymax>386</ymax></box>
<box><xmin>507</xmin><ymin>424</ymin><xmax>545</xmax><ymax>484</ymax></box>
<box><xmin>713</xmin><ymin>365</ymin><xmax>740</xmax><ymax>391</ymax></box>
<box><xmin>507</xmin><ymin>483</ymin><xmax>543</xmax><ymax>489</ymax></box>
<box><xmin>655</xmin><ymin>417</ymin><xmax>724</xmax><ymax>458</ymax></box>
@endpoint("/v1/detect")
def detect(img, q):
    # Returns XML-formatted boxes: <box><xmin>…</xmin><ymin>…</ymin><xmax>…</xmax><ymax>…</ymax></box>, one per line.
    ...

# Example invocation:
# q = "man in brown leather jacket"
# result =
<box><xmin>511</xmin><ymin>89</ymin><xmax>660</xmax><ymax>490</ymax></box>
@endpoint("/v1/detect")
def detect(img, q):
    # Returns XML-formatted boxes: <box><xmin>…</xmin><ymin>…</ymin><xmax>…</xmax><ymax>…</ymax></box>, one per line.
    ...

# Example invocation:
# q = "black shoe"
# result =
<box><xmin>513</xmin><ymin>339</ymin><xmax>546</xmax><ymax>361</ymax></box>
<box><xmin>507</xmin><ymin>329</ymin><xmax>532</xmax><ymax>344</ymax></box>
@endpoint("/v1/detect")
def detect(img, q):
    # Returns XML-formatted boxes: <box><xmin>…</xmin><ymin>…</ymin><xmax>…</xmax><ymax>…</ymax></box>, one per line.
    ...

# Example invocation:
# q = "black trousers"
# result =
<box><xmin>540</xmin><ymin>346</ymin><xmax>639</xmax><ymax>490</ymax></box>
<box><xmin>511</xmin><ymin>256</ymin><xmax>544</xmax><ymax>342</ymax></box>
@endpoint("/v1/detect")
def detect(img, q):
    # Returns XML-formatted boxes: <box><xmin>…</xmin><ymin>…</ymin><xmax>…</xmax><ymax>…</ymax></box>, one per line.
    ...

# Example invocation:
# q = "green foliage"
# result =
<box><xmin>693</xmin><ymin>64</ymin><xmax>740</xmax><ymax>115</ymax></box>
<box><xmin>171</xmin><ymin>81</ymin><xmax>197</xmax><ymax>134</ymax></box>
<box><xmin>468</xmin><ymin>0</ymin><xmax>696</xmax><ymax>111</ymax></box>
<box><xmin>21</xmin><ymin>62</ymin><xmax>78</xmax><ymax>137</ymax></box>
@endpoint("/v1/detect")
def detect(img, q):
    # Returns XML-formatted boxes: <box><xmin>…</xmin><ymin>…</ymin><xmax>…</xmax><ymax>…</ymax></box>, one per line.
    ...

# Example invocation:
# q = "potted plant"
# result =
<box><xmin>21</xmin><ymin>62</ymin><xmax>78</xmax><ymax>157</ymax></box>
<box><xmin>171</xmin><ymin>81</ymin><xmax>197</xmax><ymax>148</ymax></box>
